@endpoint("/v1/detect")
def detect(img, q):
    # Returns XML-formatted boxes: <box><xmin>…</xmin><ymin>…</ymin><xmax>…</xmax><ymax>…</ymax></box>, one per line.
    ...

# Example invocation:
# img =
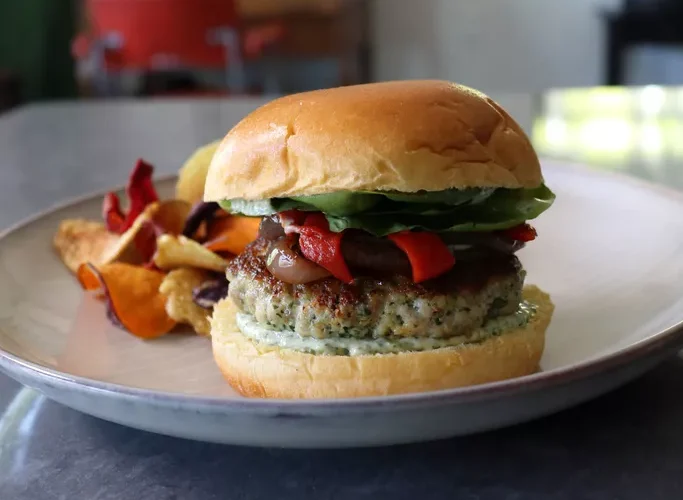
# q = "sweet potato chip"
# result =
<box><xmin>99</xmin><ymin>207</ymin><xmax>151</xmax><ymax>265</ymax></box>
<box><xmin>152</xmin><ymin>199</ymin><xmax>193</xmax><ymax>235</ymax></box>
<box><xmin>133</xmin><ymin>199</ymin><xmax>192</xmax><ymax>262</ymax></box>
<box><xmin>76</xmin><ymin>262</ymin><xmax>176</xmax><ymax>338</ymax></box>
<box><xmin>153</xmin><ymin>234</ymin><xmax>229</xmax><ymax>272</ymax></box>
<box><xmin>53</xmin><ymin>219</ymin><xmax>131</xmax><ymax>274</ymax></box>
<box><xmin>101</xmin><ymin>199</ymin><xmax>192</xmax><ymax>265</ymax></box>
<box><xmin>159</xmin><ymin>268</ymin><xmax>212</xmax><ymax>336</ymax></box>
<box><xmin>76</xmin><ymin>262</ymin><xmax>103</xmax><ymax>291</ymax></box>
<box><xmin>204</xmin><ymin>216</ymin><xmax>261</xmax><ymax>255</ymax></box>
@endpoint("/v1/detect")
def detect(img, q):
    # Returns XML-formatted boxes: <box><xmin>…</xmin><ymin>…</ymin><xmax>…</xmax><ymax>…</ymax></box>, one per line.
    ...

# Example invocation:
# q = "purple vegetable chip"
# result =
<box><xmin>182</xmin><ymin>201</ymin><xmax>220</xmax><ymax>238</ymax></box>
<box><xmin>192</xmin><ymin>276</ymin><xmax>230</xmax><ymax>309</ymax></box>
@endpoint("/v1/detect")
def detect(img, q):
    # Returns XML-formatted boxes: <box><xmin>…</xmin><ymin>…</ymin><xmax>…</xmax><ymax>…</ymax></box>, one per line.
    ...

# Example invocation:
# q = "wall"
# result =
<box><xmin>0</xmin><ymin>0</ymin><xmax>78</xmax><ymax>101</ymax></box>
<box><xmin>372</xmin><ymin>0</ymin><xmax>623</xmax><ymax>94</ymax></box>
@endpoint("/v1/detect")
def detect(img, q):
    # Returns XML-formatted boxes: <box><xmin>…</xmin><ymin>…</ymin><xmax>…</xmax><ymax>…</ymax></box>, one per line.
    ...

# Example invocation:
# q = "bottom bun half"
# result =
<box><xmin>210</xmin><ymin>285</ymin><xmax>554</xmax><ymax>399</ymax></box>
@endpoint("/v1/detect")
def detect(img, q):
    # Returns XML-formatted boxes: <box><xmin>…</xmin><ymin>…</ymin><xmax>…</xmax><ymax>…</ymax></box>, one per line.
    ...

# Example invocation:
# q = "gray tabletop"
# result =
<box><xmin>2</xmin><ymin>96</ymin><xmax>683</xmax><ymax>500</ymax></box>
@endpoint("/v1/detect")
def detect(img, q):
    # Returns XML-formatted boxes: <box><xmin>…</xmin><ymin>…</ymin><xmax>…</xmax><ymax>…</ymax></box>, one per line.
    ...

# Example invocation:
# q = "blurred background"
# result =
<box><xmin>2</xmin><ymin>0</ymin><xmax>683</xmax><ymax>181</ymax></box>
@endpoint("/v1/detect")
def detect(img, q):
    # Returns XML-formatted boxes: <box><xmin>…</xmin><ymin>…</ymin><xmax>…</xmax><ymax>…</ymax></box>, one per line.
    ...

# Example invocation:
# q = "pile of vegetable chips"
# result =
<box><xmin>53</xmin><ymin>146</ymin><xmax>260</xmax><ymax>340</ymax></box>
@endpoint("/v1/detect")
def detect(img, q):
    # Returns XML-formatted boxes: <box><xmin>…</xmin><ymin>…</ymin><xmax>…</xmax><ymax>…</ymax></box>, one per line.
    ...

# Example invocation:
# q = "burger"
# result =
<box><xmin>204</xmin><ymin>80</ymin><xmax>556</xmax><ymax>399</ymax></box>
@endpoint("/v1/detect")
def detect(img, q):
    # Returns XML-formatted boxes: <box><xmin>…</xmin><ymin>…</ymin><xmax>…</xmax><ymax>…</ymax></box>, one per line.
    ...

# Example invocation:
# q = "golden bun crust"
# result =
<box><xmin>210</xmin><ymin>285</ymin><xmax>554</xmax><ymax>399</ymax></box>
<box><xmin>204</xmin><ymin>80</ymin><xmax>543</xmax><ymax>201</ymax></box>
<box><xmin>176</xmin><ymin>140</ymin><xmax>221</xmax><ymax>204</ymax></box>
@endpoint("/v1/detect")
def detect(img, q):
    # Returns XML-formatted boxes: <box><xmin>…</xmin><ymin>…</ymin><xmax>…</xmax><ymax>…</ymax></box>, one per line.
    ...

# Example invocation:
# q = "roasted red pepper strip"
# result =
<box><xmin>102</xmin><ymin>192</ymin><xmax>125</xmax><ymax>233</ymax></box>
<box><xmin>500</xmin><ymin>223</ymin><xmax>537</xmax><ymax>242</ymax></box>
<box><xmin>297</xmin><ymin>213</ymin><xmax>354</xmax><ymax>284</ymax></box>
<box><xmin>279</xmin><ymin>209</ymin><xmax>307</xmax><ymax>230</ymax></box>
<box><xmin>387</xmin><ymin>231</ymin><xmax>455</xmax><ymax>283</ymax></box>
<box><xmin>102</xmin><ymin>159</ymin><xmax>160</xmax><ymax>234</ymax></box>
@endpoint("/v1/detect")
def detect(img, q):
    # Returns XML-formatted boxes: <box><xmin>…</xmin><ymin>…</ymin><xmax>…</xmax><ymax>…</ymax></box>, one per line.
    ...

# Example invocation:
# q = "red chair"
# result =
<box><xmin>73</xmin><ymin>0</ymin><xmax>285</xmax><ymax>96</ymax></box>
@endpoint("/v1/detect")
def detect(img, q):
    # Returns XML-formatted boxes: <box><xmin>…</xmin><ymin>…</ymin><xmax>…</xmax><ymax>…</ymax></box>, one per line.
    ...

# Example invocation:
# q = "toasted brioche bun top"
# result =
<box><xmin>204</xmin><ymin>80</ymin><xmax>542</xmax><ymax>201</ymax></box>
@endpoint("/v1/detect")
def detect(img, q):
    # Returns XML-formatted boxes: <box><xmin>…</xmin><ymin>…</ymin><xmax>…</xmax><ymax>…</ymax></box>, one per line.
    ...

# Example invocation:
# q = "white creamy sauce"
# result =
<box><xmin>226</xmin><ymin>199</ymin><xmax>274</xmax><ymax>216</ymax></box>
<box><xmin>236</xmin><ymin>301</ymin><xmax>537</xmax><ymax>356</ymax></box>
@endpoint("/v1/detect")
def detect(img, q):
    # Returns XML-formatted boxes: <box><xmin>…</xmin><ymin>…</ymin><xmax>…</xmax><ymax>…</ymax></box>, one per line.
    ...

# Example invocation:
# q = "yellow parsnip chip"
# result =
<box><xmin>159</xmin><ymin>268</ymin><xmax>212</xmax><ymax>336</ymax></box>
<box><xmin>153</xmin><ymin>234</ymin><xmax>229</xmax><ymax>272</ymax></box>
<box><xmin>53</xmin><ymin>219</ymin><xmax>131</xmax><ymax>273</ymax></box>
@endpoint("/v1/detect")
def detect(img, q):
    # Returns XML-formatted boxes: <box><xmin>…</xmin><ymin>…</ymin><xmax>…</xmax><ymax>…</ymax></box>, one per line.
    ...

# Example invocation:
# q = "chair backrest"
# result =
<box><xmin>85</xmin><ymin>0</ymin><xmax>241</xmax><ymax>70</ymax></box>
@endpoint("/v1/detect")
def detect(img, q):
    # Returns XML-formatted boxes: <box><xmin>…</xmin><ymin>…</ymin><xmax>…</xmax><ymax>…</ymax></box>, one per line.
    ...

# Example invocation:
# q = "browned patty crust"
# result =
<box><xmin>226</xmin><ymin>238</ymin><xmax>525</xmax><ymax>339</ymax></box>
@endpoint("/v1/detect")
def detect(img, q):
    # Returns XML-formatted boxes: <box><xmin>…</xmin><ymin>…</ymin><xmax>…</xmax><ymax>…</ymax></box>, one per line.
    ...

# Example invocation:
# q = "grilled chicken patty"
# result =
<box><xmin>227</xmin><ymin>238</ymin><xmax>525</xmax><ymax>339</ymax></box>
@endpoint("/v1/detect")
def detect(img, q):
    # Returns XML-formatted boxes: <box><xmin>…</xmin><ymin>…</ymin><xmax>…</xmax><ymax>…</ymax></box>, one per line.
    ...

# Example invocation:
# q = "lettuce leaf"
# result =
<box><xmin>324</xmin><ymin>184</ymin><xmax>555</xmax><ymax>235</ymax></box>
<box><xmin>220</xmin><ymin>184</ymin><xmax>555</xmax><ymax>236</ymax></box>
<box><xmin>380</xmin><ymin>187</ymin><xmax>496</xmax><ymax>205</ymax></box>
<box><xmin>291</xmin><ymin>192</ymin><xmax>384</xmax><ymax>215</ymax></box>
<box><xmin>221</xmin><ymin>187</ymin><xmax>496</xmax><ymax>216</ymax></box>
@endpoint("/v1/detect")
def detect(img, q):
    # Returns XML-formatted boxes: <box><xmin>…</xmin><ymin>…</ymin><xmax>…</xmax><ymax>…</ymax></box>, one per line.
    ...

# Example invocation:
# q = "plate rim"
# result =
<box><xmin>1</xmin><ymin>161</ymin><xmax>683</xmax><ymax>414</ymax></box>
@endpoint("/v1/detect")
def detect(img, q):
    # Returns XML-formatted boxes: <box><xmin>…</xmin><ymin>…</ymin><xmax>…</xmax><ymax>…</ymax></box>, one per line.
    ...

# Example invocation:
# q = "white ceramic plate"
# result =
<box><xmin>1</xmin><ymin>160</ymin><xmax>682</xmax><ymax>448</ymax></box>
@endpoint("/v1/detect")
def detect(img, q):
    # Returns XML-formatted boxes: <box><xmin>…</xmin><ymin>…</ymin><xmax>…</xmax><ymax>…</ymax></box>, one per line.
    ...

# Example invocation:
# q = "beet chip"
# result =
<box><xmin>103</xmin><ymin>159</ymin><xmax>160</xmax><ymax>234</ymax></box>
